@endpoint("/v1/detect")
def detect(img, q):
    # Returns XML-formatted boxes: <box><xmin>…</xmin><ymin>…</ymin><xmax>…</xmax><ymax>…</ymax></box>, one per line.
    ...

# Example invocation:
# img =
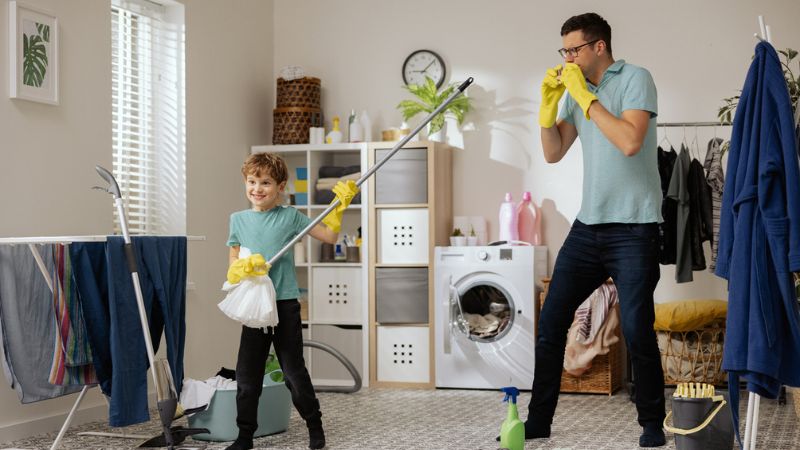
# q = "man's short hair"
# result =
<box><xmin>561</xmin><ymin>12</ymin><xmax>612</xmax><ymax>56</ymax></box>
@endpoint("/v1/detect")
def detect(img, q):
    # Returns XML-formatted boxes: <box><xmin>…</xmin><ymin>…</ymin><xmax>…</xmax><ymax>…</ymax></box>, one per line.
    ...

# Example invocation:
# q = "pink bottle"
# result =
<box><xmin>498</xmin><ymin>193</ymin><xmax>519</xmax><ymax>243</ymax></box>
<box><xmin>517</xmin><ymin>191</ymin><xmax>542</xmax><ymax>245</ymax></box>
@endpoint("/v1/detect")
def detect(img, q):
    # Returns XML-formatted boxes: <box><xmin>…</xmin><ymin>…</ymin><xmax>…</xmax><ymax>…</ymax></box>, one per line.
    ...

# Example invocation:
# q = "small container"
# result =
<box><xmin>294</xmin><ymin>242</ymin><xmax>306</xmax><ymax>263</ymax></box>
<box><xmin>346</xmin><ymin>246</ymin><xmax>360</xmax><ymax>263</ymax></box>
<box><xmin>295</xmin><ymin>167</ymin><xmax>308</xmax><ymax>180</ymax></box>
<box><xmin>294</xmin><ymin>193</ymin><xmax>308</xmax><ymax>205</ymax></box>
<box><xmin>320</xmin><ymin>243</ymin><xmax>334</xmax><ymax>262</ymax></box>
<box><xmin>334</xmin><ymin>242</ymin><xmax>346</xmax><ymax>261</ymax></box>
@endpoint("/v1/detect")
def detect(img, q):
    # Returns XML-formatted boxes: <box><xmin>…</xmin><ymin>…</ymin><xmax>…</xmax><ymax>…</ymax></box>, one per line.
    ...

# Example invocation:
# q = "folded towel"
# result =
<box><xmin>318</xmin><ymin>165</ymin><xmax>360</xmax><ymax>178</ymax></box>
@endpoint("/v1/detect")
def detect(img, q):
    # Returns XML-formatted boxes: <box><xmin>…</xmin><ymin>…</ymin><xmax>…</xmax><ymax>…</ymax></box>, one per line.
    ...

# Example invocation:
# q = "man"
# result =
<box><xmin>530</xmin><ymin>12</ymin><xmax>665</xmax><ymax>447</ymax></box>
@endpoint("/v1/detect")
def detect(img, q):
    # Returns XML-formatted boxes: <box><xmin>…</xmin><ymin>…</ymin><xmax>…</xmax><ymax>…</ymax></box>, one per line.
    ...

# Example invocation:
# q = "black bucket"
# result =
<box><xmin>664</xmin><ymin>392</ymin><xmax>734</xmax><ymax>450</ymax></box>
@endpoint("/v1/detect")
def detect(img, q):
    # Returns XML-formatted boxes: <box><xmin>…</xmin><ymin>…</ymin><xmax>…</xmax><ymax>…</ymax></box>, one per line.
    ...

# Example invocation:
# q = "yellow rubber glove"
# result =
<box><xmin>322</xmin><ymin>180</ymin><xmax>359</xmax><ymax>233</ymax></box>
<box><xmin>539</xmin><ymin>64</ymin><xmax>565</xmax><ymax>128</ymax></box>
<box><xmin>227</xmin><ymin>254</ymin><xmax>269</xmax><ymax>284</ymax></box>
<box><xmin>561</xmin><ymin>63</ymin><xmax>598</xmax><ymax>120</ymax></box>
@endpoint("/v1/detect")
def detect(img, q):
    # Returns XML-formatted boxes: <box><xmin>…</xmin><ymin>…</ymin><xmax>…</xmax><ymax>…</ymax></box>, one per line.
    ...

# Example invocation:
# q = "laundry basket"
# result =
<box><xmin>656</xmin><ymin>322</ymin><xmax>726</xmax><ymax>385</ymax></box>
<box><xmin>539</xmin><ymin>278</ymin><xmax>623</xmax><ymax>395</ymax></box>
<box><xmin>187</xmin><ymin>371</ymin><xmax>291</xmax><ymax>441</ymax></box>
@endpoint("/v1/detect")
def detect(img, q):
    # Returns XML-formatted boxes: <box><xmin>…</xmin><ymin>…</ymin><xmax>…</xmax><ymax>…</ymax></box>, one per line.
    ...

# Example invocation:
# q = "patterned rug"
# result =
<box><xmin>2</xmin><ymin>388</ymin><xmax>798</xmax><ymax>449</ymax></box>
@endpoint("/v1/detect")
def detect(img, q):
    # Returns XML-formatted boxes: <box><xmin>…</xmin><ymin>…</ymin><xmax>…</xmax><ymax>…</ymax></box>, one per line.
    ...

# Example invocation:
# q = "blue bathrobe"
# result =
<box><xmin>715</xmin><ymin>41</ymin><xmax>800</xmax><ymax>440</ymax></box>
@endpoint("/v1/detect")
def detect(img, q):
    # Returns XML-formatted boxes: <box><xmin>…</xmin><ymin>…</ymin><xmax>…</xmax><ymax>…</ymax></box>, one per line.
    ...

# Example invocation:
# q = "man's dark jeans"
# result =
<box><xmin>235</xmin><ymin>300</ymin><xmax>321</xmax><ymax>439</ymax></box>
<box><xmin>528</xmin><ymin>220</ymin><xmax>665</xmax><ymax>428</ymax></box>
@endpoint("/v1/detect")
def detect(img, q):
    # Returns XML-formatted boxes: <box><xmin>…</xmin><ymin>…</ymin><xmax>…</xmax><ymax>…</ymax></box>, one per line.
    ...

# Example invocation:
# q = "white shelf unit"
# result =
<box><xmin>251</xmin><ymin>143</ymin><xmax>369</xmax><ymax>388</ymax></box>
<box><xmin>367</xmin><ymin>140</ymin><xmax>454</xmax><ymax>389</ymax></box>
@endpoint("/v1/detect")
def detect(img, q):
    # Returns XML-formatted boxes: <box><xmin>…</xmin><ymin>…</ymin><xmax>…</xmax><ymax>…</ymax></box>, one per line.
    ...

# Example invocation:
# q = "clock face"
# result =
<box><xmin>402</xmin><ymin>50</ymin><xmax>446</xmax><ymax>88</ymax></box>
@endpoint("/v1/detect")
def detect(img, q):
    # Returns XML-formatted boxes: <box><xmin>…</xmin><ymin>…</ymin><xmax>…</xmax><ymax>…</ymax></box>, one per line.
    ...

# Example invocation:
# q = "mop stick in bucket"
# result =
<box><xmin>93</xmin><ymin>166</ymin><xmax>208</xmax><ymax>449</ymax></box>
<box><xmin>221</xmin><ymin>77</ymin><xmax>474</xmax><ymax>327</ymax></box>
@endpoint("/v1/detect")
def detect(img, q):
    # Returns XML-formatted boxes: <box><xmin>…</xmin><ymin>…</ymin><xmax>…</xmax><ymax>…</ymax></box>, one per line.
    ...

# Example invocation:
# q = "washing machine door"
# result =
<box><xmin>445</xmin><ymin>272</ymin><xmax>519</xmax><ymax>352</ymax></box>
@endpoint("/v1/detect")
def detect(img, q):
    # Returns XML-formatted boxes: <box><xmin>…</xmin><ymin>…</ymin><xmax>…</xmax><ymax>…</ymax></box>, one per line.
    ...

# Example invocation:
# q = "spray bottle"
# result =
<box><xmin>499</xmin><ymin>386</ymin><xmax>524</xmax><ymax>450</ymax></box>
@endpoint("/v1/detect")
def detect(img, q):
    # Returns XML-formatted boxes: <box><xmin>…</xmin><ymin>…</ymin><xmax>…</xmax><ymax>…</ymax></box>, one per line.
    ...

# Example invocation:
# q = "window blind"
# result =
<box><xmin>111</xmin><ymin>0</ymin><xmax>185</xmax><ymax>235</ymax></box>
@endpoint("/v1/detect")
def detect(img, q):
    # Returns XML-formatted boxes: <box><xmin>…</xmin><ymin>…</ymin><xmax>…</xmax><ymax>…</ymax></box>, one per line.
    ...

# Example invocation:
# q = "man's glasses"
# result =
<box><xmin>557</xmin><ymin>39</ymin><xmax>600</xmax><ymax>58</ymax></box>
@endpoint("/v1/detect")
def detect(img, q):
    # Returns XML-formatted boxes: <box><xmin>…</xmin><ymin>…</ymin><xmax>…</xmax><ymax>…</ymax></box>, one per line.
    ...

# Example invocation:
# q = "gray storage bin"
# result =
<box><xmin>374</xmin><ymin>148</ymin><xmax>427</xmax><ymax>204</ymax></box>
<box><xmin>376</xmin><ymin>268</ymin><xmax>429</xmax><ymax>323</ymax></box>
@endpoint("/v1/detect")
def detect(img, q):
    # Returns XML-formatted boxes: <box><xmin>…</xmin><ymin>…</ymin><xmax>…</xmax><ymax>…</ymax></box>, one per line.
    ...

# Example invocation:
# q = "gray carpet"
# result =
<box><xmin>2</xmin><ymin>388</ymin><xmax>799</xmax><ymax>449</ymax></box>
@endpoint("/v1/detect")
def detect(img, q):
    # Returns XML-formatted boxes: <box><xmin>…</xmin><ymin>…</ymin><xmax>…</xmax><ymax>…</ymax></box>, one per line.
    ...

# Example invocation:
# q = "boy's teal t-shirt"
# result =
<box><xmin>558</xmin><ymin>59</ymin><xmax>662</xmax><ymax>224</ymax></box>
<box><xmin>227</xmin><ymin>206</ymin><xmax>312</xmax><ymax>300</ymax></box>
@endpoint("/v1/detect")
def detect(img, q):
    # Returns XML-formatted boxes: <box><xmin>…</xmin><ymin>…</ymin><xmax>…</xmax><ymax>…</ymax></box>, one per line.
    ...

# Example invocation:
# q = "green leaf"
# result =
<box><xmin>397</xmin><ymin>77</ymin><xmax>473</xmax><ymax>133</ymax></box>
<box><xmin>788</xmin><ymin>48</ymin><xmax>798</xmax><ymax>61</ymax></box>
<box><xmin>23</xmin><ymin>34</ymin><xmax>48</xmax><ymax>87</ymax></box>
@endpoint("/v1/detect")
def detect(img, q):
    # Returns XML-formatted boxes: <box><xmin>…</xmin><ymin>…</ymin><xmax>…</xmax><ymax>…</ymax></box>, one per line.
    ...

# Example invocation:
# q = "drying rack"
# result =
<box><xmin>0</xmin><ymin>234</ymin><xmax>205</xmax><ymax>449</ymax></box>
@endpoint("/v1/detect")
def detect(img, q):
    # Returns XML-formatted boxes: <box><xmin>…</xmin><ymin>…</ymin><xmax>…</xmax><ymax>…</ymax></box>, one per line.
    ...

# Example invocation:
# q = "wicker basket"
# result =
<box><xmin>790</xmin><ymin>387</ymin><xmax>800</xmax><ymax>419</ymax></box>
<box><xmin>276</xmin><ymin>77</ymin><xmax>321</xmax><ymax>108</ymax></box>
<box><xmin>656</xmin><ymin>322</ymin><xmax>726</xmax><ymax>385</ymax></box>
<box><xmin>540</xmin><ymin>278</ymin><xmax>624</xmax><ymax>395</ymax></box>
<box><xmin>272</xmin><ymin>107</ymin><xmax>322</xmax><ymax>145</ymax></box>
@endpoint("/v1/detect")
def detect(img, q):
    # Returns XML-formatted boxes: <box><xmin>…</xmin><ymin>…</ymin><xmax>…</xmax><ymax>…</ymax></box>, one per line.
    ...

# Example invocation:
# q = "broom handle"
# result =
<box><xmin>268</xmin><ymin>77</ymin><xmax>474</xmax><ymax>266</ymax></box>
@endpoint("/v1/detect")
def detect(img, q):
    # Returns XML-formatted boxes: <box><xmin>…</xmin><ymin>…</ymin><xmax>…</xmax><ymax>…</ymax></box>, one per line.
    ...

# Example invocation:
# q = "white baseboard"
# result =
<box><xmin>0</xmin><ymin>392</ymin><xmax>157</xmax><ymax>444</ymax></box>
<box><xmin>0</xmin><ymin>402</ymin><xmax>107</xmax><ymax>443</ymax></box>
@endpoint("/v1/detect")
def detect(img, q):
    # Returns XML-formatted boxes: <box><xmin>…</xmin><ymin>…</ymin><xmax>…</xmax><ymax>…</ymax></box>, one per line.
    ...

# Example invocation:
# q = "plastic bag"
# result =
<box><xmin>218</xmin><ymin>247</ymin><xmax>278</xmax><ymax>328</ymax></box>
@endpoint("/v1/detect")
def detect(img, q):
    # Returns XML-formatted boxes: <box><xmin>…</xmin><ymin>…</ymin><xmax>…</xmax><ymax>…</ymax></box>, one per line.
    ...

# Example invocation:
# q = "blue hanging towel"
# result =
<box><xmin>715</xmin><ymin>41</ymin><xmax>800</xmax><ymax>444</ymax></box>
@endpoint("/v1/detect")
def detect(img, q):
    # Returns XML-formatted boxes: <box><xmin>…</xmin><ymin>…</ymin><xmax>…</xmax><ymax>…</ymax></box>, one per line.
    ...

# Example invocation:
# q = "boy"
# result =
<box><xmin>225</xmin><ymin>153</ymin><xmax>358</xmax><ymax>450</ymax></box>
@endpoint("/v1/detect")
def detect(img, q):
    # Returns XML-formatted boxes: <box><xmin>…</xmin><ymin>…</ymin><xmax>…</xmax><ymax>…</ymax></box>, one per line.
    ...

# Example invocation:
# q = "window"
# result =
<box><xmin>111</xmin><ymin>0</ymin><xmax>185</xmax><ymax>235</ymax></box>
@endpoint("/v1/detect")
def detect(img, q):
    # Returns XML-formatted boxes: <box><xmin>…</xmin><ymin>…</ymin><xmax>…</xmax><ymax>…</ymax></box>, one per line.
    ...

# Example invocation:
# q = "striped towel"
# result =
<box><xmin>49</xmin><ymin>244</ymin><xmax>97</xmax><ymax>386</ymax></box>
<box><xmin>573</xmin><ymin>282</ymin><xmax>618</xmax><ymax>344</ymax></box>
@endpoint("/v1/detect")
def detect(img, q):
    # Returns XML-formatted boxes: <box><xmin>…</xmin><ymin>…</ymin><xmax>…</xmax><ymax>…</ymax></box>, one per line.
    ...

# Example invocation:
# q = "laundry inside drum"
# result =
<box><xmin>458</xmin><ymin>284</ymin><xmax>513</xmax><ymax>341</ymax></box>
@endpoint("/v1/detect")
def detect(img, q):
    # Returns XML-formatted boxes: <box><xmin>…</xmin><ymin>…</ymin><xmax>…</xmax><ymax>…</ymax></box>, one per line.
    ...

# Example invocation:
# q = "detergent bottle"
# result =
<box><xmin>498</xmin><ymin>193</ymin><xmax>519</xmax><ymax>243</ymax></box>
<box><xmin>499</xmin><ymin>386</ymin><xmax>524</xmax><ymax>450</ymax></box>
<box><xmin>517</xmin><ymin>191</ymin><xmax>542</xmax><ymax>245</ymax></box>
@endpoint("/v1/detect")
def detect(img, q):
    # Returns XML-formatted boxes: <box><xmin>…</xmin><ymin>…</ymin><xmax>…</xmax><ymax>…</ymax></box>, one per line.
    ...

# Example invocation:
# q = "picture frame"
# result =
<box><xmin>8</xmin><ymin>1</ymin><xmax>59</xmax><ymax>105</ymax></box>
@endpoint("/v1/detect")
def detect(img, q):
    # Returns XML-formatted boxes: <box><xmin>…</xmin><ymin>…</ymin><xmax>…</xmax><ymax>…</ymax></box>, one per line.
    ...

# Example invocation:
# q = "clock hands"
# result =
<box><xmin>411</xmin><ymin>60</ymin><xmax>437</xmax><ymax>74</ymax></box>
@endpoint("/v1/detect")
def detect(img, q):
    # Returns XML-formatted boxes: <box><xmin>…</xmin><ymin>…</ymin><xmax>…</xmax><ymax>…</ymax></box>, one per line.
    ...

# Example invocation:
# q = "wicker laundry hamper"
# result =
<box><xmin>273</xmin><ymin>77</ymin><xmax>322</xmax><ymax>145</ymax></box>
<box><xmin>273</xmin><ymin>107</ymin><xmax>322</xmax><ymax>145</ymax></box>
<box><xmin>276</xmin><ymin>76</ymin><xmax>321</xmax><ymax>108</ymax></box>
<box><xmin>540</xmin><ymin>278</ymin><xmax>624</xmax><ymax>395</ymax></box>
<box><xmin>656</xmin><ymin>321</ymin><xmax>726</xmax><ymax>385</ymax></box>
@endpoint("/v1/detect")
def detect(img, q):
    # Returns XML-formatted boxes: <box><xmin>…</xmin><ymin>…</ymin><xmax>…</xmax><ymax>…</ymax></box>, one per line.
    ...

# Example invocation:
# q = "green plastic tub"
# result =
<box><xmin>188</xmin><ymin>372</ymin><xmax>291</xmax><ymax>442</ymax></box>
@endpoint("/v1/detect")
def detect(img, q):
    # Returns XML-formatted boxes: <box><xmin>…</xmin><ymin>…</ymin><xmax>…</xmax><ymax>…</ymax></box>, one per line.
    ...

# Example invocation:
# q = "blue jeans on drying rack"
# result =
<box><xmin>70</xmin><ymin>236</ymin><xmax>187</xmax><ymax>427</ymax></box>
<box><xmin>527</xmin><ymin>220</ymin><xmax>665</xmax><ymax>429</ymax></box>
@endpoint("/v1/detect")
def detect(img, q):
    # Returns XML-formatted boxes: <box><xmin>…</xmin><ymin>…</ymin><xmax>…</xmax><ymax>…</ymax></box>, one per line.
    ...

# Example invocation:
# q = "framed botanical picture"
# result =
<box><xmin>8</xmin><ymin>1</ymin><xmax>59</xmax><ymax>105</ymax></box>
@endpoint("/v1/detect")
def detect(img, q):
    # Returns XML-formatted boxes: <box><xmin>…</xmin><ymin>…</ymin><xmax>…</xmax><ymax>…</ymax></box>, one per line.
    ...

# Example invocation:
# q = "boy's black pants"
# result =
<box><xmin>235</xmin><ymin>299</ymin><xmax>321</xmax><ymax>439</ymax></box>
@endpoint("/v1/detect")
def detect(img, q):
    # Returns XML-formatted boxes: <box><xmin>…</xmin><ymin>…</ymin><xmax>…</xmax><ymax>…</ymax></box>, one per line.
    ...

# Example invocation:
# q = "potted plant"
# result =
<box><xmin>450</xmin><ymin>227</ymin><xmax>466</xmax><ymax>247</ymax></box>
<box><xmin>397</xmin><ymin>76</ymin><xmax>471</xmax><ymax>142</ymax></box>
<box><xmin>467</xmin><ymin>226</ymin><xmax>478</xmax><ymax>246</ymax></box>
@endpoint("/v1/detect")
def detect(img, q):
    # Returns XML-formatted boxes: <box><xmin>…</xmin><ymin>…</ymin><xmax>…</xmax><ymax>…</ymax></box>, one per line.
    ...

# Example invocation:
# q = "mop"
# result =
<box><xmin>93</xmin><ymin>166</ymin><xmax>208</xmax><ymax>448</ymax></box>
<box><xmin>221</xmin><ymin>77</ymin><xmax>474</xmax><ymax>327</ymax></box>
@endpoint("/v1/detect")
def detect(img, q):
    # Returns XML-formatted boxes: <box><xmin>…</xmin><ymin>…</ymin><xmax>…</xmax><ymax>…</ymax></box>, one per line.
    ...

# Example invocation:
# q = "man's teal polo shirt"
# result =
<box><xmin>559</xmin><ymin>59</ymin><xmax>662</xmax><ymax>224</ymax></box>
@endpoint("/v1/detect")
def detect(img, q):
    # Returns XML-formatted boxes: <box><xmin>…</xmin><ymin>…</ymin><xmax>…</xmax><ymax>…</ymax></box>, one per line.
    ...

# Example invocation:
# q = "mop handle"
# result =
<box><xmin>267</xmin><ymin>77</ymin><xmax>474</xmax><ymax>266</ymax></box>
<box><xmin>93</xmin><ymin>165</ymin><xmax>161</xmax><ymax>393</ymax></box>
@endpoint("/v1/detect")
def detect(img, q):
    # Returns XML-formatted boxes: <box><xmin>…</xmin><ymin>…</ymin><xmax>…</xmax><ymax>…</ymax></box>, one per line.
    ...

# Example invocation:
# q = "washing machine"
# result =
<box><xmin>434</xmin><ymin>245</ymin><xmax>547</xmax><ymax>389</ymax></box>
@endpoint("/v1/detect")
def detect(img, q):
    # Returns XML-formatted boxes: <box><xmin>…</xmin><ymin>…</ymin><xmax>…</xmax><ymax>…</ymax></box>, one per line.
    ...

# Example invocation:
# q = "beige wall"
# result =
<box><xmin>272</xmin><ymin>0</ymin><xmax>800</xmax><ymax>302</ymax></box>
<box><xmin>0</xmin><ymin>0</ymin><xmax>273</xmax><ymax>440</ymax></box>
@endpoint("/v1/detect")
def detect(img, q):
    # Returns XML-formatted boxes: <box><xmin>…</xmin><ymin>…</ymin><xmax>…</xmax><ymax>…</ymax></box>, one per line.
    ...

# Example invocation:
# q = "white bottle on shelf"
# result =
<box><xmin>360</xmin><ymin>110</ymin><xmax>372</xmax><ymax>141</ymax></box>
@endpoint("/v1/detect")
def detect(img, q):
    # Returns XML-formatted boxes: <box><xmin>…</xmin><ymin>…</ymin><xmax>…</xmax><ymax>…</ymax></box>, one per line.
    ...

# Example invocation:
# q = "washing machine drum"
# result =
<box><xmin>450</xmin><ymin>276</ymin><xmax>517</xmax><ymax>343</ymax></box>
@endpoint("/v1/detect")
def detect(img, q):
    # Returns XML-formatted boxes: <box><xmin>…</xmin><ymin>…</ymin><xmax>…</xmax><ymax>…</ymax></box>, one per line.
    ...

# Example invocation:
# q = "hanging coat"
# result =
<box><xmin>715</xmin><ymin>41</ymin><xmax>800</xmax><ymax>441</ymax></box>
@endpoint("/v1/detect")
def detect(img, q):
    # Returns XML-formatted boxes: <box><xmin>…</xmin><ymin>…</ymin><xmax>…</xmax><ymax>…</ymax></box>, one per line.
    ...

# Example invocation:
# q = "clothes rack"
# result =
<box><xmin>0</xmin><ymin>234</ymin><xmax>204</xmax><ymax>450</ymax></box>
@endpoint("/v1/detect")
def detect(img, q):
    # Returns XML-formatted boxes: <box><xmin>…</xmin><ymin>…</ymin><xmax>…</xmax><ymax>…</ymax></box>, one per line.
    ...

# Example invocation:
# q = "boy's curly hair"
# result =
<box><xmin>242</xmin><ymin>153</ymin><xmax>288</xmax><ymax>184</ymax></box>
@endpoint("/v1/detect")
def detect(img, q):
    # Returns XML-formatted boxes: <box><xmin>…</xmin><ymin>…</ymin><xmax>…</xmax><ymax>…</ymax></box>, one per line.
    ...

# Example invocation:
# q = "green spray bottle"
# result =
<box><xmin>499</xmin><ymin>386</ymin><xmax>524</xmax><ymax>450</ymax></box>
